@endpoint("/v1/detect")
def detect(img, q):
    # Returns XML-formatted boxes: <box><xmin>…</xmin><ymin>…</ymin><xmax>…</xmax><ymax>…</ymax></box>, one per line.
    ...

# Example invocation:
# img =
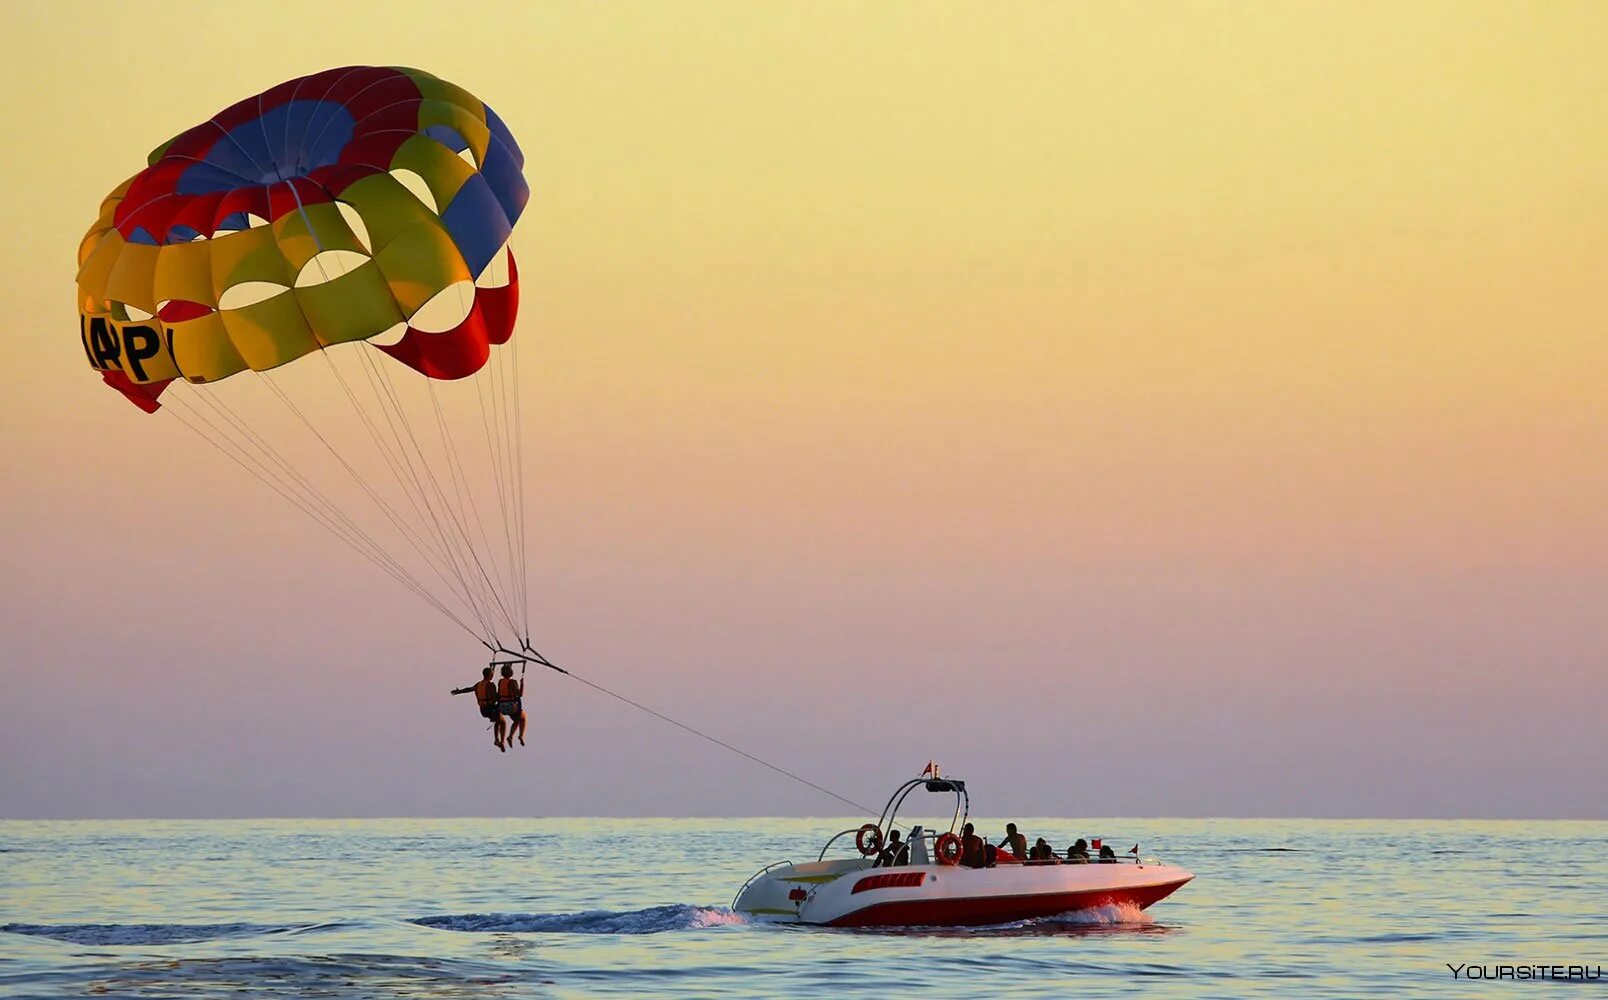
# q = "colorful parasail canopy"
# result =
<box><xmin>73</xmin><ymin>68</ymin><xmax>539</xmax><ymax>655</ymax></box>
<box><xmin>76</xmin><ymin>65</ymin><xmax>529</xmax><ymax>413</ymax></box>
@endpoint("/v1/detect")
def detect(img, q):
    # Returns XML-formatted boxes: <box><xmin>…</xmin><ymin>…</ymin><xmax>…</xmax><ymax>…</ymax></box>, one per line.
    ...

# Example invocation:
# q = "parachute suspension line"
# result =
<box><xmin>315</xmin><ymin>350</ymin><xmax>493</xmax><ymax>634</ymax></box>
<box><xmin>178</xmin><ymin>388</ymin><xmax>428</xmax><ymax>599</ymax></box>
<box><xmin>423</xmin><ymin>378</ymin><xmax>518</xmax><ymax>623</ymax></box>
<box><xmin>352</xmin><ymin>348</ymin><xmax>508</xmax><ymax>639</ymax></box>
<box><xmin>486</xmin><ymin>347</ymin><xmax>515</xmax><ymax>630</ymax></box>
<box><xmin>258</xmin><ymin>367</ymin><xmax>494</xmax><ymax>640</ymax></box>
<box><xmin>363</xmin><ymin>383</ymin><xmax>499</xmax><ymax>642</ymax></box>
<box><xmin>472</xmin><ymin>361</ymin><xmax>514</xmax><ymax>599</ymax></box>
<box><xmin>507</xmin><ymin>328</ymin><xmax>532</xmax><ymax>642</ymax></box>
<box><xmin>165</xmin><ymin>393</ymin><xmax>374</xmax><ymax>565</ymax></box>
<box><xmin>316</xmin><ymin>358</ymin><xmax>498</xmax><ymax>644</ymax></box>
<box><xmin>164</xmin><ymin>393</ymin><xmax>486</xmax><ymax>645</ymax></box>
<box><xmin>318</xmin><ymin>352</ymin><xmax>504</xmax><ymax>633</ymax></box>
<box><xmin>376</xmin><ymin>356</ymin><xmax>520</xmax><ymax>643</ymax></box>
<box><xmin>490</xmin><ymin>344</ymin><xmax>525</xmax><ymax>634</ymax></box>
<box><xmin>173</xmin><ymin>385</ymin><xmax>432</xmax><ymax>604</ymax></box>
<box><xmin>359</xmin><ymin>347</ymin><xmax>522</xmax><ymax>642</ymax></box>
<box><xmin>196</xmin><ymin>386</ymin><xmax>488</xmax><ymax>644</ymax></box>
<box><xmin>471</xmin><ymin>357</ymin><xmax>522</xmax><ymax>640</ymax></box>
<box><xmin>499</xmin><ymin>647</ymin><xmax>874</xmax><ymax>815</ymax></box>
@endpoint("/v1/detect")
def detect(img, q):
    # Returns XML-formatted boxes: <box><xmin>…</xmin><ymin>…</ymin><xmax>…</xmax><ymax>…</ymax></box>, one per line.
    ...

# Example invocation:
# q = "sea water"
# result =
<box><xmin>1</xmin><ymin>817</ymin><xmax>1603</xmax><ymax>998</ymax></box>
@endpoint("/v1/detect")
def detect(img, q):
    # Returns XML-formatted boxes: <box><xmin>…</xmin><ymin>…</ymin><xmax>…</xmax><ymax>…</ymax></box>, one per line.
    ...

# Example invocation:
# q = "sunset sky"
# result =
<box><xmin>2</xmin><ymin>1</ymin><xmax>1603</xmax><ymax>819</ymax></box>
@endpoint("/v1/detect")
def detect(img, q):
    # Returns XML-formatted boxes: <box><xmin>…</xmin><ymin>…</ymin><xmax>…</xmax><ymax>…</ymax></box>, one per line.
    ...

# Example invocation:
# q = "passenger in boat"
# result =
<box><xmin>1066</xmin><ymin>838</ymin><xmax>1091</xmax><ymax>863</ymax></box>
<box><xmin>1030</xmin><ymin>837</ymin><xmax>1059</xmax><ymax>862</ymax></box>
<box><xmin>497</xmin><ymin>664</ymin><xmax>527</xmax><ymax>748</ymax></box>
<box><xmin>451</xmin><ymin>666</ymin><xmax>506</xmax><ymax>751</ymax></box>
<box><xmin>874</xmin><ymin>830</ymin><xmax>909</xmax><ymax>868</ymax></box>
<box><xmin>1099</xmin><ymin>843</ymin><xmax>1118</xmax><ymax>863</ymax></box>
<box><xmin>960</xmin><ymin>823</ymin><xmax>986</xmax><ymax>868</ymax></box>
<box><xmin>1000</xmin><ymin>823</ymin><xmax>1027</xmax><ymax>861</ymax></box>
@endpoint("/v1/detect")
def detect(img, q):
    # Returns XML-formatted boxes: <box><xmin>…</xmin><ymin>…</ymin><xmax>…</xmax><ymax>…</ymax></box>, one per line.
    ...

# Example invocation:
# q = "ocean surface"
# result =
<box><xmin>1</xmin><ymin>817</ymin><xmax>1603</xmax><ymax>998</ymax></box>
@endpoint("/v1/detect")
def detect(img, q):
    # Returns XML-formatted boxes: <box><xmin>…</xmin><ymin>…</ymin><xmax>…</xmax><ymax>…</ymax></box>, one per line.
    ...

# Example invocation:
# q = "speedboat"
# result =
<box><xmin>734</xmin><ymin>774</ymin><xmax>1193</xmax><ymax>928</ymax></box>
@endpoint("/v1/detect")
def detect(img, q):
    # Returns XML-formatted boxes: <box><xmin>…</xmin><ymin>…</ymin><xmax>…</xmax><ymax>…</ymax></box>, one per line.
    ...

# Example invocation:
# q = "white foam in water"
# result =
<box><xmin>686</xmin><ymin>907</ymin><xmax>749</xmax><ymax>929</ymax></box>
<box><xmin>412</xmin><ymin>903</ymin><xmax>748</xmax><ymax>935</ymax></box>
<box><xmin>1038</xmin><ymin>901</ymin><xmax>1155</xmax><ymax>926</ymax></box>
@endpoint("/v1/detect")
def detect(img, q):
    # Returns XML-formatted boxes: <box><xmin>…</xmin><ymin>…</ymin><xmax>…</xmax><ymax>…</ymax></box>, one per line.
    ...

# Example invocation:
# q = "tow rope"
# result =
<box><xmin>488</xmin><ymin>641</ymin><xmax>872</xmax><ymax>814</ymax></box>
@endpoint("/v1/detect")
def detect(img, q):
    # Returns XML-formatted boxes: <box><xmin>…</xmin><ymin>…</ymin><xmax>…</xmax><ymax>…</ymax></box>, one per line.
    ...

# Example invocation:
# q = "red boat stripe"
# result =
<box><xmin>826</xmin><ymin>877</ymin><xmax>1192</xmax><ymax>928</ymax></box>
<box><xmin>851</xmin><ymin>872</ymin><xmax>927</xmax><ymax>894</ymax></box>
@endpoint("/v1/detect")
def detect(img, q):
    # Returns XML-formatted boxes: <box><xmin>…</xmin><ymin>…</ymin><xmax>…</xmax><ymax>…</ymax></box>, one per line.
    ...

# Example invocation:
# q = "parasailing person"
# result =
<box><xmin>497</xmin><ymin>663</ymin><xmax>527</xmax><ymax>748</ymax></box>
<box><xmin>452</xmin><ymin>666</ymin><xmax>507</xmax><ymax>751</ymax></box>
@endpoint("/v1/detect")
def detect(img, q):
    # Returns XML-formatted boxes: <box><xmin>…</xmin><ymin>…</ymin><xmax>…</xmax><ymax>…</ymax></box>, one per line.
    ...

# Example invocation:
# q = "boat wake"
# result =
<box><xmin>1</xmin><ymin>922</ymin><xmax>304</xmax><ymax>946</ymax></box>
<box><xmin>3</xmin><ymin>903</ymin><xmax>1148</xmax><ymax>949</ymax></box>
<box><xmin>411</xmin><ymin>903</ymin><xmax>748</xmax><ymax>935</ymax></box>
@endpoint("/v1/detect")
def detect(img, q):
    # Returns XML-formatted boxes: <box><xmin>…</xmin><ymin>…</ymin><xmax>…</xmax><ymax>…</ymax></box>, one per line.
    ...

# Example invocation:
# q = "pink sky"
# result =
<box><xmin>2</xmin><ymin>1</ymin><xmax>1604</xmax><ymax>818</ymax></box>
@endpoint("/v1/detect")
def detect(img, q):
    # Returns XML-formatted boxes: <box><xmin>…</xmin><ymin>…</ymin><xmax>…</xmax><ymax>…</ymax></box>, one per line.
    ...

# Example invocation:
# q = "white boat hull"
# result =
<box><xmin>735</xmin><ymin>858</ymin><xmax>1193</xmax><ymax>928</ymax></box>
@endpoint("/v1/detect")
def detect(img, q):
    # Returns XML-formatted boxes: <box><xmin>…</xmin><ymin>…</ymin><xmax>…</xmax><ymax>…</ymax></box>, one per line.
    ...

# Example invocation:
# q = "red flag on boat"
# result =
<box><xmin>1091</xmin><ymin>838</ymin><xmax>1102</xmax><ymax>851</ymax></box>
<box><xmin>1130</xmin><ymin>844</ymin><xmax>1140</xmax><ymax>856</ymax></box>
<box><xmin>920</xmin><ymin>760</ymin><xmax>936</xmax><ymax>778</ymax></box>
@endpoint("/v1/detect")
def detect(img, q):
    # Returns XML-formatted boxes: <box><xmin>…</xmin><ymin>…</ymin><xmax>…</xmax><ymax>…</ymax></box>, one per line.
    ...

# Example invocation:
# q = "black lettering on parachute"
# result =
<box><xmin>121</xmin><ymin>325</ymin><xmax>161</xmax><ymax>381</ymax></box>
<box><xmin>86</xmin><ymin>316</ymin><xmax>120</xmax><ymax>370</ymax></box>
<box><xmin>79</xmin><ymin>315</ymin><xmax>98</xmax><ymax>367</ymax></box>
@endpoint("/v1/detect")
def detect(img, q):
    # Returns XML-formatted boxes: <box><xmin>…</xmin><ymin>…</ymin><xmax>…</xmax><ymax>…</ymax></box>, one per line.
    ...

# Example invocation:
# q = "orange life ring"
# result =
<box><xmin>855</xmin><ymin>824</ymin><xmax>884</xmax><ymax>856</ymax></box>
<box><xmin>934</xmin><ymin>832</ymin><xmax>962</xmax><ymax>866</ymax></box>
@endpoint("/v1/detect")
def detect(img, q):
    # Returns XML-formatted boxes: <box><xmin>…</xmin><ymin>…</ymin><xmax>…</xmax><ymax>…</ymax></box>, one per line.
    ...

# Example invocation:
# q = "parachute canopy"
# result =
<box><xmin>75</xmin><ymin>68</ymin><xmax>538</xmax><ymax>656</ymax></box>
<box><xmin>77</xmin><ymin>65</ymin><xmax>530</xmax><ymax>411</ymax></box>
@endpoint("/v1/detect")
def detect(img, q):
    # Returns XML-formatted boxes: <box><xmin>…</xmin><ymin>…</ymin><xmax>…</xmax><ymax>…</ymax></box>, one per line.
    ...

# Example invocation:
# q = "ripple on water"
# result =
<box><xmin>412</xmin><ymin>903</ymin><xmax>747</xmax><ymax>935</ymax></box>
<box><xmin>0</xmin><ymin>817</ymin><xmax>1603</xmax><ymax>1000</ymax></box>
<box><xmin>2</xmin><ymin>923</ymin><xmax>284</xmax><ymax>946</ymax></box>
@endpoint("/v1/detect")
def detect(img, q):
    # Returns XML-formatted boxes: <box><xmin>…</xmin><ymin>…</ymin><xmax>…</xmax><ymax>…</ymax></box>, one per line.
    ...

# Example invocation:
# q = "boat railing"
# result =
<box><xmin>819</xmin><ymin>825</ymin><xmax>944</xmax><ymax>863</ymax></box>
<box><xmin>816</xmin><ymin>828</ymin><xmax>877</xmax><ymax>862</ymax></box>
<box><xmin>1015</xmin><ymin>854</ymin><xmax>1149</xmax><ymax>866</ymax></box>
<box><xmin>732</xmin><ymin>859</ymin><xmax>795</xmax><ymax>908</ymax></box>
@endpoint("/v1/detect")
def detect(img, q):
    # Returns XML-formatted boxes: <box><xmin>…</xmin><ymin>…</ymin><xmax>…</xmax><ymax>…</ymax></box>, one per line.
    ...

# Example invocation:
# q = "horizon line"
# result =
<box><xmin>3</xmin><ymin>813</ymin><xmax>1604</xmax><ymax>823</ymax></box>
